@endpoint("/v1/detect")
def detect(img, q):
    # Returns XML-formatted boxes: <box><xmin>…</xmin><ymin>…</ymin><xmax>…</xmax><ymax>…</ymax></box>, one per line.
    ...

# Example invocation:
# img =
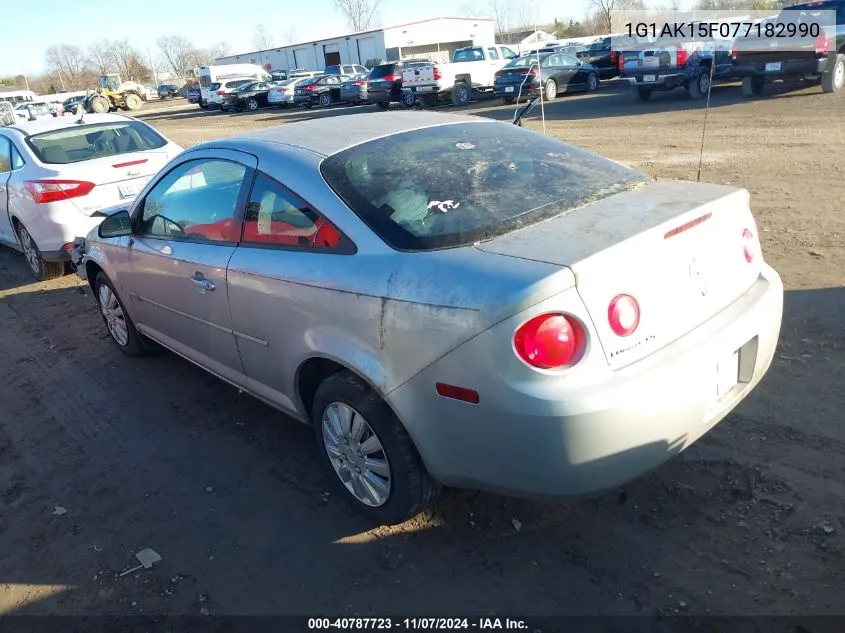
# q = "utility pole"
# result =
<box><xmin>147</xmin><ymin>46</ymin><xmax>159</xmax><ymax>86</ymax></box>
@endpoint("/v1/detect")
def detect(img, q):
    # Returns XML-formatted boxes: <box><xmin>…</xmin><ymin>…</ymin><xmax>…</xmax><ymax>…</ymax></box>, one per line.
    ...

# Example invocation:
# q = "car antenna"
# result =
<box><xmin>76</xmin><ymin>110</ymin><xmax>85</xmax><ymax>125</ymax></box>
<box><xmin>696</xmin><ymin>41</ymin><xmax>718</xmax><ymax>182</ymax></box>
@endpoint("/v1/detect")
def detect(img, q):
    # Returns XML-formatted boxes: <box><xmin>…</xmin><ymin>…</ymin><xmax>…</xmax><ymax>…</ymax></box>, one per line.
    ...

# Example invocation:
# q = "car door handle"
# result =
<box><xmin>190</xmin><ymin>272</ymin><xmax>215</xmax><ymax>292</ymax></box>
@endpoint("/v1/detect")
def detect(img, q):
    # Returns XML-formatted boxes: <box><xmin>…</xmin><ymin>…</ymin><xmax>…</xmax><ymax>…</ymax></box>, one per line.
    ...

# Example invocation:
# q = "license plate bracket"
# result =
<box><xmin>118</xmin><ymin>182</ymin><xmax>140</xmax><ymax>199</ymax></box>
<box><xmin>715</xmin><ymin>349</ymin><xmax>740</xmax><ymax>399</ymax></box>
<box><xmin>765</xmin><ymin>62</ymin><xmax>781</xmax><ymax>72</ymax></box>
<box><xmin>505</xmin><ymin>86</ymin><xmax>515</xmax><ymax>93</ymax></box>
<box><xmin>643</xmin><ymin>74</ymin><xmax>657</xmax><ymax>83</ymax></box>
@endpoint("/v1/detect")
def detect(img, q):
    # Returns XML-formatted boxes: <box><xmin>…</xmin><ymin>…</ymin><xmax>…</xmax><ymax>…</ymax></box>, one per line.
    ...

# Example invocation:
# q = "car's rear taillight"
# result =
<box><xmin>815</xmin><ymin>33</ymin><xmax>831</xmax><ymax>56</ymax></box>
<box><xmin>216</xmin><ymin>90</ymin><xmax>225</xmax><ymax>95</ymax></box>
<box><xmin>618</xmin><ymin>54</ymin><xmax>625</xmax><ymax>71</ymax></box>
<box><xmin>742</xmin><ymin>228</ymin><xmax>756</xmax><ymax>263</ymax></box>
<box><xmin>608</xmin><ymin>295</ymin><xmax>640</xmax><ymax>338</ymax></box>
<box><xmin>354</xmin><ymin>81</ymin><xmax>365</xmax><ymax>86</ymax></box>
<box><xmin>513</xmin><ymin>313</ymin><xmax>584</xmax><ymax>369</ymax></box>
<box><xmin>677</xmin><ymin>49</ymin><xmax>688</xmax><ymax>66</ymax></box>
<box><xmin>610</xmin><ymin>50</ymin><xmax>617</xmax><ymax>64</ymax></box>
<box><xmin>24</xmin><ymin>180</ymin><xmax>95</xmax><ymax>204</ymax></box>
<box><xmin>383</xmin><ymin>74</ymin><xmax>398</xmax><ymax>82</ymax></box>
<box><xmin>730</xmin><ymin>41</ymin><xmax>738</xmax><ymax>61</ymax></box>
<box><xmin>304</xmin><ymin>85</ymin><xmax>317</xmax><ymax>91</ymax></box>
<box><xmin>433</xmin><ymin>67</ymin><xmax>442</xmax><ymax>80</ymax></box>
<box><xmin>525</xmin><ymin>68</ymin><xmax>538</xmax><ymax>76</ymax></box>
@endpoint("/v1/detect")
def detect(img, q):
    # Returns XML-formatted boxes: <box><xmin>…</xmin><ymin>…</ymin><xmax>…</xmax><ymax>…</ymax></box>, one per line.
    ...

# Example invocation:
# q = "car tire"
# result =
<box><xmin>689</xmin><ymin>67</ymin><xmax>711</xmax><ymax>99</ymax></box>
<box><xmin>319</xmin><ymin>93</ymin><xmax>332</xmax><ymax>107</ymax></box>
<box><xmin>15</xmin><ymin>223</ymin><xmax>64</xmax><ymax>282</ymax></box>
<box><xmin>821</xmin><ymin>53</ymin><xmax>845</xmax><ymax>94</ymax></box>
<box><xmin>632</xmin><ymin>85</ymin><xmax>652</xmax><ymax>102</ymax></box>
<box><xmin>544</xmin><ymin>78</ymin><xmax>557</xmax><ymax>101</ymax></box>
<box><xmin>586</xmin><ymin>72</ymin><xmax>599</xmax><ymax>92</ymax></box>
<box><xmin>741</xmin><ymin>76</ymin><xmax>765</xmax><ymax>97</ymax></box>
<box><xmin>402</xmin><ymin>92</ymin><xmax>415</xmax><ymax>108</ymax></box>
<box><xmin>247</xmin><ymin>98</ymin><xmax>259</xmax><ymax>111</ymax></box>
<box><xmin>502</xmin><ymin>96</ymin><xmax>515</xmax><ymax>105</ymax></box>
<box><xmin>94</xmin><ymin>271</ymin><xmax>148</xmax><ymax>357</ymax></box>
<box><xmin>199</xmin><ymin>101</ymin><xmax>208</xmax><ymax>109</ymax></box>
<box><xmin>311</xmin><ymin>371</ymin><xmax>440</xmax><ymax>526</ymax></box>
<box><xmin>451</xmin><ymin>82</ymin><xmax>470</xmax><ymax>106</ymax></box>
<box><xmin>376</xmin><ymin>101</ymin><xmax>390</xmax><ymax>110</ymax></box>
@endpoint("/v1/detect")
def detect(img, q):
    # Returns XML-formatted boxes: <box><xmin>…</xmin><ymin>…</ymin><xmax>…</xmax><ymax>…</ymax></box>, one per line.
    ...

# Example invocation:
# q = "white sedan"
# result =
<box><xmin>267</xmin><ymin>76</ymin><xmax>316</xmax><ymax>106</ymax></box>
<box><xmin>0</xmin><ymin>113</ymin><xmax>182</xmax><ymax>280</ymax></box>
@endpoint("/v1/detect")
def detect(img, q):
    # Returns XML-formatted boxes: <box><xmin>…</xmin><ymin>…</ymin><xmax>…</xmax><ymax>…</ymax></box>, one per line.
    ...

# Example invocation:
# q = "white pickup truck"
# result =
<box><xmin>401</xmin><ymin>45</ymin><xmax>518</xmax><ymax>106</ymax></box>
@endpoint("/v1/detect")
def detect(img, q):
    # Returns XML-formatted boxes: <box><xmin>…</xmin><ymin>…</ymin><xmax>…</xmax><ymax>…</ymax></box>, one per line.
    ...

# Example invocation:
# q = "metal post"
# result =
<box><xmin>147</xmin><ymin>47</ymin><xmax>159</xmax><ymax>87</ymax></box>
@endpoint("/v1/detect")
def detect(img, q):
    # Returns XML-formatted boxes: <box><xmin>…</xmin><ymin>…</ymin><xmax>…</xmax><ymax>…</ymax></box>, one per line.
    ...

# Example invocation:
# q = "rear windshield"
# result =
<box><xmin>453</xmin><ymin>48</ymin><xmax>484</xmax><ymax>62</ymax></box>
<box><xmin>226</xmin><ymin>80</ymin><xmax>252</xmax><ymax>89</ymax></box>
<box><xmin>209</xmin><ymin>83</ymin><xmax>221</xmax><ymax>91</ymax></box>
<box><xmin>507</xmin><ymin>55</ymin><xmax>548</xmax><ymax>68</ymax></box>
<box><xmin>320</xmin><ymin>122</ymin><xmax>647</xmax><ymax>251</ymax></box>
<box><xmin>27</xmin><ymin>121</ymin><xmax>167</xmax><ymax>165</ymax></box>
<box><xmin>369</xmin><ymin>64</ymin><xmax>397</xmax><ymax>77</ymax></box>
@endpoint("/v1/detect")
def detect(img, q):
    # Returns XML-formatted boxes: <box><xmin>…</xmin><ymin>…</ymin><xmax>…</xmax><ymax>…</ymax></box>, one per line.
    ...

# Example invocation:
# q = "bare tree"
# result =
<box><xmin>157</xmin><ymin>35</ymin><xmax>196</xmax><ymax>79</ymax></box>
<box><xmin>88</xmin><ymin>43</ymin><xmax>115</xmax><ymax>75</ymax></box>
<box><xmin>207</xmin><ymin>41</ymin><xmax>230</xmax><ymax>60</ymax></box>
<box><xmin>281</xmin><ymin>26</ymin><xmax>299</xmax><ymax>44</ymax></box>
<box><xmin>588</xmin><ymin>0</ymin><xmax>646</xmax><ymax>33</ymax></box>
<box><xmin>332</xmin><ymin>0</ymin><xmax>382</xmax><ymax>32</ymax></box>
<box><xmin>459</xmin><ymin>3</ymin><xmax>483</xmax><ymax>16</ymax></box>
<box><xmin>253</xmin><ymin>24</ymin><xmax>275</xmax><ymax>50</ymax></box>
<box><xmin>489</xmin><ymin>0</ymin><xmax>513</xmax><ymax>40</ymax></box>
<box><xmin>108</xmin><ymin>39</ymin><xmax>150</xmax><ymax>82</ymax></box>
<box><xmin>45</xmin><ymin>44</ymin><xmax>91</xmax><ymax>90</ymax></box>
<box><xmin>514</xmin><ymin>3</ymin><xmax>539</xmax><ymax>29</ymax></box>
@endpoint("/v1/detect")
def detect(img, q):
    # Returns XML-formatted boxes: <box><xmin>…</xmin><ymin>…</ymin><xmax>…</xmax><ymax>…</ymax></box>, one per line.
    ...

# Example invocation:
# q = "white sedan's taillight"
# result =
<box><xmin>25</xmin><ymin>179</ymin><xmax>95</xmax><ymax>204</ymax></box>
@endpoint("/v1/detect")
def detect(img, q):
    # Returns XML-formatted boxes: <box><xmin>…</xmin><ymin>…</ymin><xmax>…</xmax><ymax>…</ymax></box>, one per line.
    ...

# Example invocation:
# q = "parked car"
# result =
<box><xmin>70</xmin><ymin>111</ymin><xmax>783</xmax><ymax>526</ymax></box>
<box><xmin>157</xmin><ymin>84</ymin><xmax>181</xmax><ymax>99</ymax></box>
<box><xmin>340</xmin><ymin>73</ymin><xmax>371</xmax><ymax>105</ymax></box>
<box><xmin>221</xmin><ymin>80</ymin><xmax>280</xmax><ymax>112</ymax></box>
<box><xmin>620</xmin><ymin>36</ymin><xmax>737</xmax><ymax>101</ymax></box>
<box><xmin>293</xmin><ymin>74</ymin><xmax>346</xmax><ymax>108</ymax></box>
<box><xmin>206</xmin><ymin>78</ymin><xmax>256</xmax><ymax>108</ymax></box>
<box><xmin>399</xmin><ymin>45</ymin><xmax>518</xmax><ymax>106</ymax></box>
<box><xmin>13</xmin><ymin>102</ymin><xmax>53</xmax><ymax>121</ymax></box>
<box><xmin>289</xmin><ymin>69</ymin><xmax>323</xmax><ymax>79</ymax></box>
<box><xmin>324</xmin><ymin>64</ymin><xmax>369</xmax><ymax>76</ymax></box>
<box><xmin>63</xmin><ymin>95</ymin><xmax>86</xmax><ymax>113</ymax></box>
<box><xmin>731</xmin><ymin>0</ymin><xmax>845</xmax><ymax>96</ymax></box>
<box><xmin>267</xmin><ymin>77</ymin><xmax>315</xmax><ymax>107</ymax></box>
<box><xmin>368</xmin><ymin>60</ymin><xmax>432</xmax><ymax>108</ymax></box>
<box><xmin>187</xmin><ymin>87</ymin><xmax>202</xmax><ymax>104</ymax></box>
<box><xmin>0</xmin><ymin>113</ymin><xmax>182</xmax><ymax>281</ymax></box>
<box><xmin>494</xmin><ymin>52</ymin><xmax>600</xmax><ymax>104</ymax></box>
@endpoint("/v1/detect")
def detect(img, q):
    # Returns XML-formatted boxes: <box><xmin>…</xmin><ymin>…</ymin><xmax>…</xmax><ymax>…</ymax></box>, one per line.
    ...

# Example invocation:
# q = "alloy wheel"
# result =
<box><xmin>98</xmin><ymin>284</ymin><xmax>129</xmax><ymax>347</ymax></box>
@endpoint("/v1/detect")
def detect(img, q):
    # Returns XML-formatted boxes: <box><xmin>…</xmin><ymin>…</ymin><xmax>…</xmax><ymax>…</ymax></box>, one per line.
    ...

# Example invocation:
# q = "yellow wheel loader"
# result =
<box><xmin>83</xmin><ymin>75</ymin><xmax>145</xmax><ymax>114</ymax></box>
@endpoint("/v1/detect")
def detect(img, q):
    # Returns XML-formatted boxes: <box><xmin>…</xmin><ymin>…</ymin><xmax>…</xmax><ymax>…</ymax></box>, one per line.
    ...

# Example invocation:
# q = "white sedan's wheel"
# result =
<box><xmin>322</xmin><ymin>402</ymin><xmax>392</xmax><ymax>507</ymax></box>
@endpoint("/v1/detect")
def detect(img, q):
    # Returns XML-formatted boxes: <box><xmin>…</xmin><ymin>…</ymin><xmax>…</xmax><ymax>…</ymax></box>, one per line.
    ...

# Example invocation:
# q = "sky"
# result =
<box><xmin>2</xmin><ymin>0</ymin><xmax>598</xmax><ymax>77</ymax></box>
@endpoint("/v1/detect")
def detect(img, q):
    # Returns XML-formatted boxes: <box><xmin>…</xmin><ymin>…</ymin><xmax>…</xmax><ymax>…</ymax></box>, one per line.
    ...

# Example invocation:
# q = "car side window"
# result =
<box><xmin>243</xmin><ymin>171</ymin><xmax>344</xmax><ymax>250</ymax></box>
<box><xmin>561</xmin><ymin>54</ymin><xmax>579</xmax><ymax>67</ymax></box>
<box><xmin>139</xmin><ymin>158</ymin><xmax>248</xmax><ymax>243</ymax></box>
<box><xmin>10</xmin><ymin>144</ymin><xmax>24</xmax><ymax>170</ymax></box>
<box><xmin>542</xmin><ymin>54</ymin><xmax>563</xmax><ymax>68</ymax></box>
<box><xmin>0</xmin><ymin>137</ymin><xmax>11</xmax><ymax>174</ymax></box>
<box><xmin>487</xmin><ymin>47</ymin><xmax>500</xmax><ymax>60</ymax></box>
<box><xmin>502</xmin><ymin>47</ymin><xmax>517</xmax><ymax>59</ymax></box>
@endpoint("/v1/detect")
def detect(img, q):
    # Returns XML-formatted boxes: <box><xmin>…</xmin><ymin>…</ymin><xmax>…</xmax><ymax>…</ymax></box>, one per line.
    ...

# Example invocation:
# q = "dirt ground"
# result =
<box><xmin>1</xmin><ymin>81</ymin><xmax>843</xmax><ymax>620</ymax></box>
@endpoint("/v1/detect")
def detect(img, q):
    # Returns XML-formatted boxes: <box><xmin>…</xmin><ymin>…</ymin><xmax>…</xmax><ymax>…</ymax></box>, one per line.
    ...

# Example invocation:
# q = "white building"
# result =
<box><xmin>215</xmin><ymin>16</ymin><xmax>497</xmax><ymax>72</ymax></box>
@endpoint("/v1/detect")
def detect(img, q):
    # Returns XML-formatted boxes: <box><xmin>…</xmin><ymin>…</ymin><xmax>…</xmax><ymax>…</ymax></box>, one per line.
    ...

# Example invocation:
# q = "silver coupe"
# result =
<box><xmin>72</xmin><ymin>111</ymin><xmax>784</xmax><ymax>525</ymax></box>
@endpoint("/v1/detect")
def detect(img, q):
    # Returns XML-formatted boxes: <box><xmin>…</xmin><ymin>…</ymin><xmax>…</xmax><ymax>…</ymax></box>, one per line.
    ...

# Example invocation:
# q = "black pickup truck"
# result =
<box><xmin>620</xmin><ymin>37</ymin><xmax>737</xmax><ymax>101</ymax></box>
<box><xmin>586</xmin><ymin>36</ymin><xmax>640</xmax><ymax>79</ymax></box>
<box><xmin>731</xmin><ymin>0</ymin><xmax>845</xmax><ymax>95</ymax></box>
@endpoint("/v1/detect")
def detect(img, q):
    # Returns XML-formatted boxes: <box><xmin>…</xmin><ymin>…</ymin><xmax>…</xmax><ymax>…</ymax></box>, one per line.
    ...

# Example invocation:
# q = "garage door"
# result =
<box><xmin>357</xmin><ymin>37</ymin><xmax>377</xmax><ymax>66</ymax></box>
<box><xmin>293</xmin><ymin>48</ymin><xmax>309</xmax><ymax>68</ymax></box>
<box><xmin>323</xmin><ymin>43</ymin><xmax>341</xmax><ymax>66</ymax></box>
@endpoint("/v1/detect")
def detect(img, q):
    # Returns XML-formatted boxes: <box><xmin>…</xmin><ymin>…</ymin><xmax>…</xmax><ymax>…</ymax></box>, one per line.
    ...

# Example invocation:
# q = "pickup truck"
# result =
<box><xmin>619</xmin><ymin>37</ymin><xmax>737</xmax><ymax>101</ymax></box>
<box><xmin>731</xmin><ymin>0</ymin><xmax>845</xmax><ymax>96</ymax></box>
<box><xmin>401</xmin><ymin>44</ymin><xmax>518</xmax><ymax>106</ymax></box>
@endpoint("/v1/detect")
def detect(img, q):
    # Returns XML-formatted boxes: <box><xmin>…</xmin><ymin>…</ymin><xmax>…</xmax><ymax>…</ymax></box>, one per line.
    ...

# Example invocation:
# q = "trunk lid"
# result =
<box><xmin>474</xmin><ymin>179</ymin><xmax>762</xmax><ymax>369</ymax></box>
<box><xmin>49</xmin><ymin>150</ymin><xmax>173</xmax><ymax>216</ymax></box>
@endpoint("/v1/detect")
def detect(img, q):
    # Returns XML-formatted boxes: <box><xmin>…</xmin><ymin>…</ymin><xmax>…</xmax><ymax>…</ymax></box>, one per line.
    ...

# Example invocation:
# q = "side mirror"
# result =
<box><xmin>98</xmin><ymin>209</ymin><xmax>133</xmax><ymax>238</ymax></box>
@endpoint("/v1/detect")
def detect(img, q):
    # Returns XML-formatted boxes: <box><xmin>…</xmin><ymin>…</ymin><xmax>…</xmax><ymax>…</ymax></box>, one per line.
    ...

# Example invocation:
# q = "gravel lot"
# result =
<box><xmin>1</xmin><ymin>81</ymin><xmax>843</xmax><ymax>619</ymax></box>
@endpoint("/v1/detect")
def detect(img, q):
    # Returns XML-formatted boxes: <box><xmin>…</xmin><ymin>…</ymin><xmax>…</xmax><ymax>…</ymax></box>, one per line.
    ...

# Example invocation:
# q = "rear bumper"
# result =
<box><xmin>493</xmin><ymin>83</ymin><xmax>538</xmax><ymax>98</ymax></box>
<box><xmin>732</xmin><ymin>58</ymin><xmax>827</xmax><ymax>78</ymax></box>
<box><xmin>387</xmin><ymin>264</ymin><xmax>783</xmax><ymax>500</ymax></box>
<box><xmin>622</xmin><ymin>71</ymin><xmax>690</xmax><ymax>90</ymax></box>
